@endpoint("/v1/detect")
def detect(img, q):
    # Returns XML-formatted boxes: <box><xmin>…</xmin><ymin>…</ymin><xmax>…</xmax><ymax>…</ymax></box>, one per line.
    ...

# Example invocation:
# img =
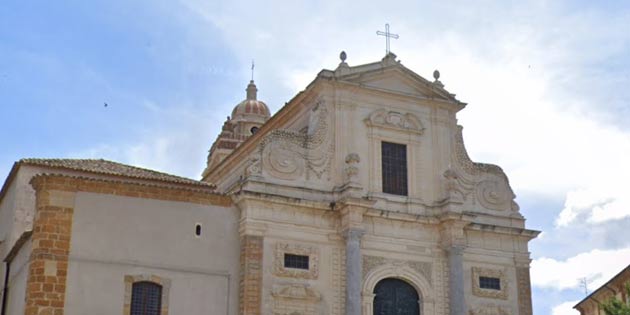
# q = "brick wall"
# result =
<box><xmin>23</xmin><ymin>175</ymin><xmax>232</xmax><ymax>315</ymax></box>
<box><xmin>239</xmin><ymin>235</ymin><xmax>263</xmax><ymax>315</ymax></box>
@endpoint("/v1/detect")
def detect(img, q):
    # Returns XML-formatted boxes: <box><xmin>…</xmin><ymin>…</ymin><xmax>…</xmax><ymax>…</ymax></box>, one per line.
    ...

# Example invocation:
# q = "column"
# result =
<box><xmin>345</xmin><ymin>228</ymin><xmax>365</xmax><ymax>315</ymax></box>
<box><xmin>447</xmin><ymin>245</ymin><xmax>465</xmax><ymax>315</ymax></box>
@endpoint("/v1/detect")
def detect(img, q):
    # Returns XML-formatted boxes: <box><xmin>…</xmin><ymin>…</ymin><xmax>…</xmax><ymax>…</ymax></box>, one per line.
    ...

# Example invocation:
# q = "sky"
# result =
<box><xmin>1</xmin><ymin>1</ymin><xmax>630</xmax><ymax>314</ymax></box>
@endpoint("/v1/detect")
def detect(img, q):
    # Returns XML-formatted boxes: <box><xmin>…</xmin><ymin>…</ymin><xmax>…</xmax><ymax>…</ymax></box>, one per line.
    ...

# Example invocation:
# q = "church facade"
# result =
<box><xmin>0</xmin><ymin>52</ymin><xmax>538</xmax><ymax>315</ymax></box>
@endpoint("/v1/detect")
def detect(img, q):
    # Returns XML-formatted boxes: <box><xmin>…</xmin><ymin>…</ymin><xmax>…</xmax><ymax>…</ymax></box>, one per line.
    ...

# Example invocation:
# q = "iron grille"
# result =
<box><xmin>131</xmin><ymin>281</ymin><xmax>162</xmax><ymax>315</ymax></box>
<box><xmin>381</xmin><ymin>142</ymin><xmax>408</xmax><ymax>196</ymax></box>
<box><xmin>479</xmin><ymin>276</ymin><xmax>501</xmax><ymax>290</ymax></box>
<box><xmin>284</xmin><ymin>253</ymin><xmax>309</xmax><ymax>270</ymax></box>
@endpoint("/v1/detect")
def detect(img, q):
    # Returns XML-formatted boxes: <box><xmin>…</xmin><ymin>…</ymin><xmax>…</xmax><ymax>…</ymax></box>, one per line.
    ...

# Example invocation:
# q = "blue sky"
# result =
<box><xmin>2</xmin><ymin>1</ymin><xmax>630</xmax><ymax>314</ymax></box>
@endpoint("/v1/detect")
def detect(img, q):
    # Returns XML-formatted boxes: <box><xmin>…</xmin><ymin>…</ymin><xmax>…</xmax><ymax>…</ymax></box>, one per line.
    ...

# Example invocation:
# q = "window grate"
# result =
<box><xmin>479</xmin><ymin>276</ymin><xmax>501</xmax><ymax>290</ymax></box>
<box><xmin>284</xmin><ymin>253</ymin><xmax>309</xmax><ymax>270</ymax></box>
<box><xmin>131</xmin><ymin>282</ymin><xmax>162</xmax><ymax>315</ymax></box>
<box><xmin>381</xmin><ymin>142</ymin><xmax>408</xmax><ymax>196</ymax></box>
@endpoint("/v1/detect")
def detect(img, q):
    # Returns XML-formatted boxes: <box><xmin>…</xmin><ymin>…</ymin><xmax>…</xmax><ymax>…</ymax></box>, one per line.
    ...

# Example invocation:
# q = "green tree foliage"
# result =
<box><xmin>602</xmin><ymin>284</ymin><xmax>630</xmax><ymax>315</ymax></box>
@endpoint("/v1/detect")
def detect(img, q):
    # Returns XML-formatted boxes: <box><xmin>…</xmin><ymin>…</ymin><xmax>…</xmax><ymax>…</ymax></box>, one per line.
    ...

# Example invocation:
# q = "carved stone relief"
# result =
<box><xmin>468</xmin><ymin>304</ymin><xmax>510</xmax><ymax>315</ymax></box>
<box><xmin>363</xmin><ymin>255</ymin><xmax>432</xmax><ymax>285</ymax></box>
<box><xmin>471</xmin><ymin>267</ymin><xmax>508</xmax><ymax>300</ymax></box>
<box><xmin>447</xmin><ymin>126</ymin><xmax>519</xmax><ymax>212</ymax></box>
<box><xmin>272</xmin><ymin>283</ymin><xmax>321</xmax><ymax>315</ymax></box>
<box><xmin>258</xmin><ymin>98</ymin><xmax>334</xmax><ymax>182</ymax></box>
<box><xmin>364</xmin><ymin>109</ymin><xmax>424</xmax><ymax>134</ymax></box>
<box><xmin>274</xmin><ymin>242</ymin><xmax>319</xmax><ymax>279</ymax></box>
<box><xmin>344</xmin><ymin>153</ymin><xmax>360</xmax><ymax>183</ymax></box>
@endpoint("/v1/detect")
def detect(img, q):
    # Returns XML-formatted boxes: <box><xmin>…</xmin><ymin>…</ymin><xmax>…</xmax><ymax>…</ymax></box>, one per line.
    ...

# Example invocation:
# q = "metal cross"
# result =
<box><xmin>376</xmin><ymin>23</ymin><xmax>399</xmax><ymax>54</ymax></box>
<box><xmin>251</xmin><ymin>60</ymin><xmax>255</xmax><ymax>81</ymax></box>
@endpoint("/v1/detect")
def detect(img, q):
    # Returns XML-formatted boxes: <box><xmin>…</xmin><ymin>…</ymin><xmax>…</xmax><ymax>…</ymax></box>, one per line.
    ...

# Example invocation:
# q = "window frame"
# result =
<box><xmin>381</xmin><ymin>141</ymin><xmax>408</xmax><ymax>196</ymax></box>
<box><xmin>123</xmin><ymin>275</ymin><xmax>171</xmax><ymax>315</ymax></box>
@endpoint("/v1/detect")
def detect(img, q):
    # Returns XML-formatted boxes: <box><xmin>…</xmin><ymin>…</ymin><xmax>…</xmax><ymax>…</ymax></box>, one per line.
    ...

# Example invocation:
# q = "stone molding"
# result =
<box><xmin>273</xmin><ymin>242</ymin><xmax>319</xmax><ymax>279</ymax></box>
<box><xmin>364</xmin><ymin>109</ymin><xmax>424</xmax><ymax>134</ymax></box>
<box><xmin>123</xmin><ymin>274</ymin><xmax>171</xmax><ymax>315</ymax></box>
<box><xmin>471</xmin><ymin>267</ymin><xmax>508</xmax><ymax>300</ymax></box>
<box><xmin>361</xmin><ymin>260</ymin><xmax>436</xmax><ymax>315</ymax></box>
<box><xmin>362</xmin><ymin>255</ymin><xmax>432</xmax><ymax>285</ymax></box>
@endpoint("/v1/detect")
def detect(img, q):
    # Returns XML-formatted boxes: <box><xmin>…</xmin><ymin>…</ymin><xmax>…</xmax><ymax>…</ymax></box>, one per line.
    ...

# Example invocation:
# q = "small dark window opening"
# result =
<box><xmin>131</xmin><ymin>281</ymin><xmax>162</xmax><ymax>315</ymax></box>
<box><xmin>195</xmin><ymin>224</ymin><xmax>202</xmax><ymax>237</ymax></box>
<box><xmin>479</xmin><ymin>276</ymin><xmax>501</xmax><ymax>290</ymax></box>
<box><xmin>284</xmin><ymin>253</ymin><xmax>309</xmax><ymax>270</ymax></box>
<box><xmin>250</xmin><ymin>126</ymin><xmax>259</xmax><ymax>134</ymax></box>
<box><xmin>381</xmin><ymin>142</ymin><xmax>408</xmax><ymax>196</ymax></box>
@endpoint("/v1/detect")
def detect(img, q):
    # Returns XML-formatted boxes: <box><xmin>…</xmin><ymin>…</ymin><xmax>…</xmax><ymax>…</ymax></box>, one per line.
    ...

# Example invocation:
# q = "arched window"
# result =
<box><xmin>373</xmin><ymin>278</ymin><xmax>420</xmax><ymax>315</ymax></box>
<box><xmin>131</xmin><ymin>281</ymin><xmax>162</xmax><ymax>315</ymax></box>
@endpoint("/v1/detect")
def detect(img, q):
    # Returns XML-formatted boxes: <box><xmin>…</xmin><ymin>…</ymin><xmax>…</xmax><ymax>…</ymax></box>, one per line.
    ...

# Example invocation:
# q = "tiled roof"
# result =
<box><xmin>19</xmin><ymin>158</ymin><xmax>213</xmax><ymax>188</ymax></box>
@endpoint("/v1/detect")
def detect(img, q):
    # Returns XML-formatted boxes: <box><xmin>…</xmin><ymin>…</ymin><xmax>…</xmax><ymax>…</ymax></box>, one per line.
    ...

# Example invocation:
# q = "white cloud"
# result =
<box><xmin>552</xmin><ymin>300</ymin><xmax>580</xmax><ymax>315</ymax></box>
<box><xmin>531</xmin><ymin>247</ymin><xmax>630</xmax><ymax>290</ymax></box>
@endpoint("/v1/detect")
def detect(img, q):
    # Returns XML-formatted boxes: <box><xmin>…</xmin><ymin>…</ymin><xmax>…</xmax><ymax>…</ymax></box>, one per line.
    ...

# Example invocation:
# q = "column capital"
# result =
<box><xmin>343</xmin><ymin>228</ymin><xmax>365</xmax><ymax>241</ymax></box>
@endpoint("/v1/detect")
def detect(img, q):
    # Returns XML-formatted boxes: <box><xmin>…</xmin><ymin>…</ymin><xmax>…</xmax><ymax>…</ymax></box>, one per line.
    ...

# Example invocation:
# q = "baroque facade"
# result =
<box><xmin>0</xmin><ymin>52</ymin><xmax>538</xmax><ymax>315</ymax></box>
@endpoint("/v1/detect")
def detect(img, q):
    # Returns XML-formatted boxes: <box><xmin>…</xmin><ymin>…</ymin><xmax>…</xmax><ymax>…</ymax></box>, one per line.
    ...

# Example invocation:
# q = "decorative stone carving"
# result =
<box><xmin>450</xmin><ymin>126</ymin><xmax>519</xmax><ymax>212</ymax></box>
<box><xmin>471</xmin><ymin>267</ymin><xmax>508</xmax><ymax>300</ymax></box>
<box><xmin>364</xmin><ymin>109</ymin><xmax>424</xmax><ymax>134</ymax></box>
<box><xmin>259</xmin><ymin>98</ymin><xmax>334</xmax><ymax>181</ymax></box>
<box><xmin>363</xmin><ymin>255</ymin><xmax>432</xmax><ymax>285</ymax></box>
<box><xmin>344</xmin><ymin>153</ymin><xmax>360</xmax><ymax>182</ymax></box>
<box><xmin>443</xmin><ymin>168</ymin><xmax>474</xmax><ymax>203</ymax></box>
<box><xmin>272</xmin><ymin>284</ymin><xmax>321</xmax><ymax>315</ymax></box>
<box><xmin>244</xmin><ymin>156</ymin><xmax>262</xmax><ymax>177</ymax></box>
<box><xmin>274</xmin><ymin>242</ymin><xmax>319</xmax><ymax>279</ymax></box>
<box><xmin>475</xmin><ymin>179</ymin><xmax>513</xmax><ymax>211</ymax></box>
<box><xmin>468</xmin><ymin>304</ymin><xmax>510</xmax><ymax>315</ymax></box>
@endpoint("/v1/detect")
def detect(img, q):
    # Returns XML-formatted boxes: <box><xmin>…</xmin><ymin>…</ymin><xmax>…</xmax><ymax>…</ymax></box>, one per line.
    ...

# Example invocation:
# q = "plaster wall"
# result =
<box><xmin>65</xmin><ymin>192</ymin><xmax>240</xmax><ymax>315</ymax></box>
<box><xmin>5</xmin><ymin>239</ymin><xmax>31</xmax><ymax>315</ymax></box>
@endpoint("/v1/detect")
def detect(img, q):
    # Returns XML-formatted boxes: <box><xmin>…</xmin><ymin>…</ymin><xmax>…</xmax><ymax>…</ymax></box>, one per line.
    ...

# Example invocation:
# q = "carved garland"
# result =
<box><xmin>364</xmin><ymin>109</ymin><xmax>424</xmax><ymax>134</ymax></box>
<box><xmin>273</xmin><ymin>242</ymin><xmax>320</xmax><ymax>279</ymax></box>
<box><xmin>471</xmin><ymin>267</ymin><xmax>508</xmax><ymax>300</ymax></box>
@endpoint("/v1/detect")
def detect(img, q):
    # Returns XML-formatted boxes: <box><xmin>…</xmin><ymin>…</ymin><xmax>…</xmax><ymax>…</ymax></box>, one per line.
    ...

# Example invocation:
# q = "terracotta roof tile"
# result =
<box><xmin>19</xmin><ymin>158</ymin><xmax>213</xmax><ymax>188</ymax></box>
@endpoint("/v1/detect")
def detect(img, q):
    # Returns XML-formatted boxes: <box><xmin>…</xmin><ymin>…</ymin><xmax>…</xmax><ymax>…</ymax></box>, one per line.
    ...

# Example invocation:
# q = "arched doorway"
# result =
<box><xmin>373</xmin><ymin>278</ymin><xmax>420</xmax><ymax>315</ymax></box>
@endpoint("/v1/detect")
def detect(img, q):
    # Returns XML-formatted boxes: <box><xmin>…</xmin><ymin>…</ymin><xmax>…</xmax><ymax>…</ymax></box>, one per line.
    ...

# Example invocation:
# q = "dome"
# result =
<box><xmin>231</xmin><ymin>80</ymin><xmax>271</xmax><ymax>123</ymax></box>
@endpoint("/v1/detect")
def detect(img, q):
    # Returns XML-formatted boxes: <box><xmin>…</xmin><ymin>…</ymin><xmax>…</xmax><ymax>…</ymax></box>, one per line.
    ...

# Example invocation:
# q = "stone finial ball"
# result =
<box><xmin>340</xmin><ymin>51</ymin><xmax>347</xmax><ymax>62</ymax></box>
<box><xmin>433</xmin><ymin>70</ymin><xmax>440</xmax><ymax>80</ymax></box>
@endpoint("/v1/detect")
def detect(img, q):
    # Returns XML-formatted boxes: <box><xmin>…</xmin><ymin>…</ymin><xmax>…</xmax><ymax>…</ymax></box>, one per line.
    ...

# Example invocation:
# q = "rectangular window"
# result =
<box><xmin>479</xmin><ymin>276</ymin><xmax>501</xmax><ymax>290</ymax></box>
<box><xmin>381</xmin><ymin>141</ymin><xmax>408</xmax><ymax>196</ymax></box>
<box><xmin>284</xmin><ymin>253</ymin><xmax>309</xmax><ymax>270</ymax></box>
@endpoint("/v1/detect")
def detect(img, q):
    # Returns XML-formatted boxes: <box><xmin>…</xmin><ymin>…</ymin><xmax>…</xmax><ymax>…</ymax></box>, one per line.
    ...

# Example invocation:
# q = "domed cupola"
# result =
<box><xmin>230</xmin><ymin>80</ymin><xmax>270</xmax><ymax>125</ymax></box>
<box><xmin>202</xmin><ymin>79</ymin><xmax>271</xmax><ymax>179</ymax></box>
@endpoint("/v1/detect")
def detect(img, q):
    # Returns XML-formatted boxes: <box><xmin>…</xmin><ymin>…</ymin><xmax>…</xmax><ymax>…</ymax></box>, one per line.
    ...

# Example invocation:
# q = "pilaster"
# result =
<box><xmin>515</xmin><ymin>254</ymin><xmax>533</xmax><ymax>315</ymax></box>
<box><xmin>337</xmin><ymin>198</ymin><xmax>372</xmax><ymax>315</ymax></box>
<box><xmin>439</xmin><ymin>213</ymin><xmax>472</xmax><ymax>315</ymax></box>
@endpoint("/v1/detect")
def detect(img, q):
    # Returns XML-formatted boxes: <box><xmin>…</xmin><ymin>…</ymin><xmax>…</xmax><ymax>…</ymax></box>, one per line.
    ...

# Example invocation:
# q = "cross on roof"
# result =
<box><xmin>376</xmin><ymin>23</ymin><xmax>399</xmax><ymax>54</ymax></box>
